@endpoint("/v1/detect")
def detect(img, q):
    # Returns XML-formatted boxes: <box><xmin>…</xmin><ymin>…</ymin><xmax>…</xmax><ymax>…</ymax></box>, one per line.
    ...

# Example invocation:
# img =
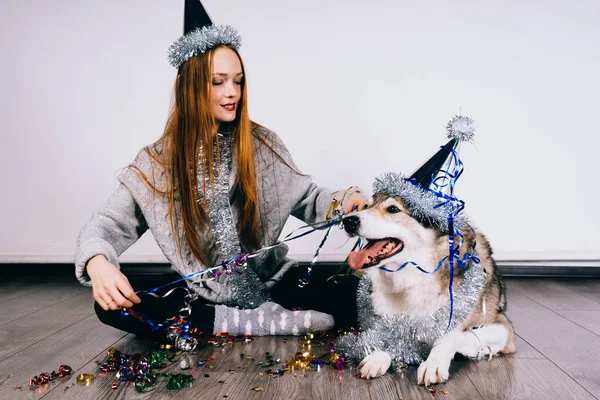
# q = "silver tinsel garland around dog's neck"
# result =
<box><xmin>335</xmin><ymin>258</ymin><xmax>485</xmax><ymax>368</ymax></box>
<box><xmin>192</xmin><ymin>129</ymin><xmax>270</xmax><ymax>309</ymax></box>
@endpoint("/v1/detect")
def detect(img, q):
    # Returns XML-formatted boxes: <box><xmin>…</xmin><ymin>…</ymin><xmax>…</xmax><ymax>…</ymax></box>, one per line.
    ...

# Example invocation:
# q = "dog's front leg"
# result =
<box><xmin>417</xmin><ymin>331</ymin><xmax>460</xmax><ymax>386</ymax></box>
<box><xmin>358</xmin><ymin>351</ymin><xmax>392</xmax><ymax>379</ymax></box>
<box><xmin>417</xmin><ymin>323</ymin><xmax>512</xmax><ymax>385</ymax></box>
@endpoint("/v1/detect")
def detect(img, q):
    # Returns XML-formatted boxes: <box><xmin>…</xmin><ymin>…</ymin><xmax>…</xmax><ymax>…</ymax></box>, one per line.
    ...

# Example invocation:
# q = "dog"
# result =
<box><xmin>341</xmin><ymin>191</ymin><xmax>515</xmax><ymax>385</ymax></box>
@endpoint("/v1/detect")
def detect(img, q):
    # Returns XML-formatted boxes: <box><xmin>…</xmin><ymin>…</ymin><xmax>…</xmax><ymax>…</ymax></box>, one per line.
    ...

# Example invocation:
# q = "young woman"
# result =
<box><xmin>75</xmin><ymin>17</ymin><xmax>366</xmax><ymax>339</ymax></box>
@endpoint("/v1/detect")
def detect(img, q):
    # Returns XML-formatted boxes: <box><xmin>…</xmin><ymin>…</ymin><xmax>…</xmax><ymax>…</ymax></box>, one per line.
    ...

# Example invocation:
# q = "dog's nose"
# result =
<box><xmin>343</xmin><ymin>215</ymin><xmax>360</xmax><ymax>234</ymax></box>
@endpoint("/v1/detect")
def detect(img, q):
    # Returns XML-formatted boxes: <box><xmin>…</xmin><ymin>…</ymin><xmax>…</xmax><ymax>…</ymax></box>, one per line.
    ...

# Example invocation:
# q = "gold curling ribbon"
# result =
<box><xmin>75</xmin><ymin>373</ymin><xmax>95</xmax><ymax>385</ymax></box>
<box><xmin>326</xmin><ymin>186</ymin><xmax>357</xmax><ymax>220</ymax></box>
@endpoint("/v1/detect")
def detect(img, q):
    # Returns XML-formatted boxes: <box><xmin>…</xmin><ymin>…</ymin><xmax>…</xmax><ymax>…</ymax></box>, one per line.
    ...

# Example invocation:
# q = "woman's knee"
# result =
<box><xmin>94</xmin><ymin>301</ymin><xmax>120</xmax><ymax>327</ymax></box>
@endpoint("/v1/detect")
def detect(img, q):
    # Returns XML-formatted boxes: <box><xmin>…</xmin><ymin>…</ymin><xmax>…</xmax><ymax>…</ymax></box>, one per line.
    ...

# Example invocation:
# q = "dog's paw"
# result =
<box><xmin>417</xmin><ymin>352</ymin><xmax>451</xmax><ymax>386</ymax></box>
<box><xmin>358</xmin><ymin>351</ymin><xmax>392</xmax><ymax>379</ymax></box>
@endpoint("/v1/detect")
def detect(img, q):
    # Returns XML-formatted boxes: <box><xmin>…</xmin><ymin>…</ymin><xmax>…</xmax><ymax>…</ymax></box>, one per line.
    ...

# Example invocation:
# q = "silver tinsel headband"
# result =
<box><xmin>373</xmin><ymin>172</ymin><xmax>466</xmax><ymax>232</ymax></box>
<box><xmin>168</xmin><ymin>25</ymin><xmax>242</xmax><ymax>68</ymax></box>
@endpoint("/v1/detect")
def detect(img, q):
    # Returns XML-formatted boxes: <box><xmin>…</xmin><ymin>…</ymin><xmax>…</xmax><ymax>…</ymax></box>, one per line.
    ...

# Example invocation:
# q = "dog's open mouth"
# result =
<box><xmin>348</xmin><ymin>238</ymin><xmax>404</xmax><ymax>270</ymax></box>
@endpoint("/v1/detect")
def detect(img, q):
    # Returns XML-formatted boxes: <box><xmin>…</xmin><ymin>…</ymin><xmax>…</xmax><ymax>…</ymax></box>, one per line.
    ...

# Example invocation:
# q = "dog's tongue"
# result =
<box><xmin>348</xmin><ymin>240</ymin><xmax>388</xmax><ymax>270</ymax></box>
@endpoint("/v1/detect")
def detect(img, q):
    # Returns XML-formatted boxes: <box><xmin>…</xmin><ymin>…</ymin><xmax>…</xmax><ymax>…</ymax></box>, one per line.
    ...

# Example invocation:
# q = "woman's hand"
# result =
<box><xmin>86</xmin><ymin>255</ymin><xmax>141</xmax><ymax>311</ymax></box>
<box><xmin>345</xmin><ymin>191</ymin><xmax>368</xmax><ymax>213</ymax></box>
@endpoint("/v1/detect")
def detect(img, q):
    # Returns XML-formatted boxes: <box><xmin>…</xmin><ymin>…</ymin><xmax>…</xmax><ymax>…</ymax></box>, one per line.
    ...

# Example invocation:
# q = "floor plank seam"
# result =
<box><xmin>515</xmin><ymin>295</ymin><xmax>600</xmax><ymax>399</ymax></box>
<box><xmin>0</xmin><ymin>288</ymin><xmax>90</xmax><ymax>329</ymax></box>
<box><xmin>463</xmin><ymin>368</ymin><xmax>485</xmax><ymax>400</ymax></box>
<box><xmin>0</xmin><ymin>279</ymin><xmax>63</xmax><ymax>304</ymax></box>
<box><xmin>569</xmin><ymin>290</ymin><xmax>600</xmax><ymax>307</ymax></box>
<box><xmin>513</xmin><ymin>333</ymin><xmax>548</xmax><ymax>360</ymax></box>
<box><xmin>0</xmin><ymin>310</ymin><xmax>95</xmax><ymax>363</ymax></box>
<box><xmin>38</xmin><ymin>331</ymin><xmax>130</xmax><ymax>399</ymax></box>
<box><xmin>0</xmin><ymin>296</ymin><xmax>93</xmax><ymax>333</ymax></box>
<box><xmin>521</xmin><ymin>292</ymin><xmax>600</xmax><ymax>339</ymax></box>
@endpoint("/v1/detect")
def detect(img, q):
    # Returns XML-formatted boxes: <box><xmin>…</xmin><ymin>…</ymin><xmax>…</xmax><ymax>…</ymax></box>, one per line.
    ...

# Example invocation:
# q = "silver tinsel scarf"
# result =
<box><xmin>373</xmin><ymin>173</ymin><xmax>466</xmax><ymax>233</ymax></box>
<box><xmin>168</xmin><ymin>25</ymin><xmax>242</xmax><ymax>68</ymax></box>
<box><xmin>335</xmin><ymin>258</ymin><xmax>484</xmax><ymax>368</ymax></box>
<box><xmin>196</xmin><ymin>131</ymin><xmax>270</xmax><ymax>309</ymax></box>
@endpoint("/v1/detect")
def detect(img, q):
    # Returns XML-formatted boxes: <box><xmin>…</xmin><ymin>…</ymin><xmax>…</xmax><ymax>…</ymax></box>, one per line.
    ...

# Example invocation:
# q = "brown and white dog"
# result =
<box><xmin>342</xmin><ymin>192</ymin><xmax>515</xmax><ymax>385</ymax></box>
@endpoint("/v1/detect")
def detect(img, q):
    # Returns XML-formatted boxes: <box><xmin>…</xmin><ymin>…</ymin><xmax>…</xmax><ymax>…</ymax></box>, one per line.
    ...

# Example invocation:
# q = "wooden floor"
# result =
<box><xmin>1</xmin><ymin>277</ymin><xmax>599</xmax><ymax>400</ymax></box>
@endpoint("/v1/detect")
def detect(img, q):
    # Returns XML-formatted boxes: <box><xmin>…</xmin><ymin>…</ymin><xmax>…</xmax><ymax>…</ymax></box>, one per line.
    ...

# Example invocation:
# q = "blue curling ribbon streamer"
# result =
<box><xmin>136</xmin><ymin>254</ymin><xmax>250</xmax><ymax>298</ymax></box>
<box><xmin>298</xmin><ymin>224</ymin><xmax>333</xmax><ymax>287</ymax></box>
<box><xmin>134</xmin><ymin>216</ymin><xmax>343</xmax><ymax>298</ymax></box>
<box><xmin>299</xmin><ymin>205</ymin><xmax>358</xmax><ymax>287</ymax></box>
<box><xmin>119</xmin><ymin>214</ymin><xmax>348</xmax><ymax>330</ymax></box>
<box><xmin>379</xmin><ymin>145</ymin><xmax>480</xmax><ymax>331</ymax></box>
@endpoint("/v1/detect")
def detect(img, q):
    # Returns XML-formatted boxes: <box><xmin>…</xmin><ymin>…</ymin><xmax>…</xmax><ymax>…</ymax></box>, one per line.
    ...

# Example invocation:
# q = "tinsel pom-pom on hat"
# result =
<box><xmin>446</xmin><ymin>115</ymin><xmax>476</xmax><ymax>142</ymax></box>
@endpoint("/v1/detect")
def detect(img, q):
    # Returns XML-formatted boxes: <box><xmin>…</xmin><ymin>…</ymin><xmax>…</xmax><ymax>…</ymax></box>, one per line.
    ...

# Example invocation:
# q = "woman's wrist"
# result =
<box><xmin>86</xmin><ymin>254</ymin><xmax>108</xmax><ymax>277</ymax></box>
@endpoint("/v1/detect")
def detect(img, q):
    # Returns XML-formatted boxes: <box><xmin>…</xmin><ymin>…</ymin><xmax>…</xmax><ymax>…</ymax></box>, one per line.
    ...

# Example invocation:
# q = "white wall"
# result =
<box><xmin>1</xmin><ymin>0</ymin><xmax>599</xmax><ymax>264</ymax></box>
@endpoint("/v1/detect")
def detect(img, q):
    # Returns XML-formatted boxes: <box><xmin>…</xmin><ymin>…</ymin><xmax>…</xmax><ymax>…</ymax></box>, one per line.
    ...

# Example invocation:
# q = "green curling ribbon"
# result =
<box><xmin>134</xmin><ymin>372</ymin><xmax>193</xmax><ymax>392</ymax></box>
<box><xmin>148</xmin><ymin>350</ymin><xmax>168</xmax><ymax>368</ymax></box>
<box><xmin>166</xmin><ymin>374</ymin><xmax>194</xmax><ymax>390</ymax></box>
<box><xmin>134</xmin><ymin>374</ymin><xmax>158</xmax><ymax>393</ymax></box>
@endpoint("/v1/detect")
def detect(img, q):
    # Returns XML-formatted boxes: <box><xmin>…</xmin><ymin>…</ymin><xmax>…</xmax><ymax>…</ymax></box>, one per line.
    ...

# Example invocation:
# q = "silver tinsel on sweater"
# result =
<box><xmin>168</xmin><ymin>25</ymin><xmax>242</xmax><ymax>68</ymax></box>
<box><xmin>195</xmin><ymin>131</ymin><xmax>270</xmax><ymax>309</ymax></box>
<box><xmin>335</xmin><ymin>259</ymin><xmax>484</xmax><ymax>368</ymax></box>
<box><xmin>446</xmin><ymin>115</ymin><xmax>476</xmax><ymax>142</ymax></box>
<box><xmin>373</xmin><ymin>173</ymin><xmax>466</xmax><ymax>233</ymax></box>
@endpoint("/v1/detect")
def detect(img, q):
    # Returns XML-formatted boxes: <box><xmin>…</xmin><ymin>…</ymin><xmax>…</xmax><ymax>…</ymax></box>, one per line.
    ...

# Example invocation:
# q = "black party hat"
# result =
<box><xmin>168</xmin><ymin>0</ymin><xmax>242</xmax><ymax>68</ymax></box>
<box><xmin>372</xmin><ymin>116</ymin><xmax>475</xmax><ymax>232</ymax></box>
<box><xmin>184</xmin><ymin>0</ymin><xmax>212</xmax><ymax>35</ymax></box>
<box><xmin>409</xmin><ymin>116</ymin><xmax>474</xmax><ymax>197</ymax></box>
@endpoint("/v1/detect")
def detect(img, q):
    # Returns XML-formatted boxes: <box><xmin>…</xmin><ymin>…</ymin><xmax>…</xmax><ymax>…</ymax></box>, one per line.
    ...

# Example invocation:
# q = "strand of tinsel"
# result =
<box><xmin>198</xmin><ymin>132</ymin><xmax>241</xmax><ymax>268</ymax></box>
<box><xmin>196</xmin><ymin>131</ymin><xmax>270</xmax><ymax>309</ymax></box>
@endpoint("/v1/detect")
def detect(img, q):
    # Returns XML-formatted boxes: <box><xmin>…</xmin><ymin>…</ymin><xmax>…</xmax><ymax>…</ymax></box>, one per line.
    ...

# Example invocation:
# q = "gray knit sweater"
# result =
<box><xmin>75</xmin><ymin>125</ymin><xmax>358</xmax><ymax>305</ymax></box>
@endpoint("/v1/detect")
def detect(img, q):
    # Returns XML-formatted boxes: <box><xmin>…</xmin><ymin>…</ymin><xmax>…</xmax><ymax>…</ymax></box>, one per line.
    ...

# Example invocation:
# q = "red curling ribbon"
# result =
<box><xmin>58</xmin><ymin>365</ymin><xmax>73</xmax><ymax>376</ymax></box>
<box><xmin>29</xmin><ymin>365</ymin><xmax>72</xmax><ymax>387</ymax></box>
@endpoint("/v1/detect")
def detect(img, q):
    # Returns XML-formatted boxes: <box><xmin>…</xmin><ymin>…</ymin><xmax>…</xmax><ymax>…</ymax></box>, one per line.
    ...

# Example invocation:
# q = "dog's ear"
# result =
<box><xmin>459</xmin><ymin>224</ymin><xmax>478</xmax><ymax>254</ymax></box>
